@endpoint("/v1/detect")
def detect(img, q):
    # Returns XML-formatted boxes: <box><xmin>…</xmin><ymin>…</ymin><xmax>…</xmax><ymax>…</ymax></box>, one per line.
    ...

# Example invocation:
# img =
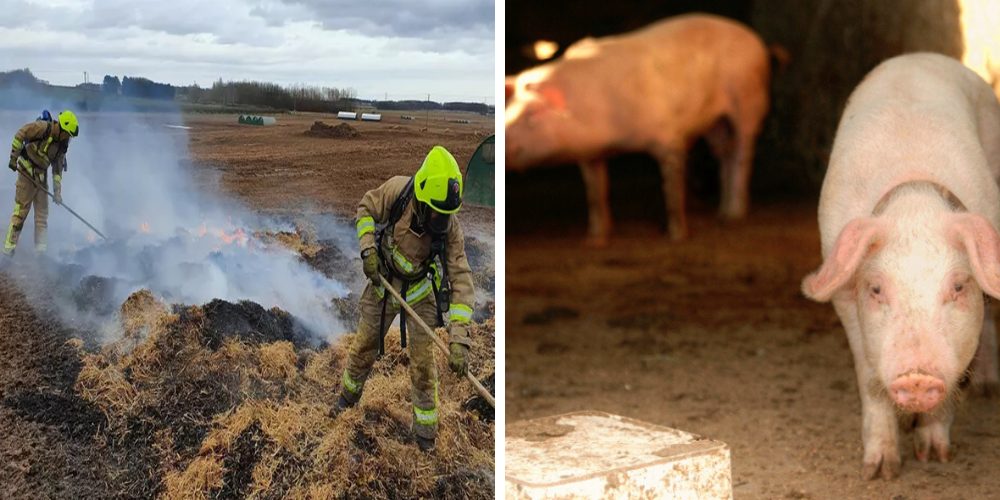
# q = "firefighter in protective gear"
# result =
<box><xmin>5</xmin><ymin>110</ymin><xmax>78</xmax><ymax>256</ymax></box>
<box><xmin>333</xmin><ymin>145</ymin><xmax>476</xmax><ymax>452</ymax></box>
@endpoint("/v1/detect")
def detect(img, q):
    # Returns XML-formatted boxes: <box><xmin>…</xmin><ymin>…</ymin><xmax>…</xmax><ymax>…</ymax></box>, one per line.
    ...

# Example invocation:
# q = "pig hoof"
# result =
<box><xmin>914</xmin><ymin>422</ymin><xmax>951</xmax><ymax>463</ymax></box>
<box><xmin>667</xmin><ymin>228</ymin><xmax>688</xmax><ymax>242</ymax></box>
<box><xmin>583</xmin><ymin>235</ymin><xmax>610</xmax><ymax>248</ymax></box>
<box><xmin>862</xmin><ymin>453</ymin><xmax>901</xmax><ymax>480</ymax></box>
<box><xmin>915</xmin><ymin>444</ymin><xmax>950</xmax><ymax>463</ymax></box>
<box><xmin>718</xmin><ymin>209</ymin><xmax>746</xmax><ymax>221</ymax></box>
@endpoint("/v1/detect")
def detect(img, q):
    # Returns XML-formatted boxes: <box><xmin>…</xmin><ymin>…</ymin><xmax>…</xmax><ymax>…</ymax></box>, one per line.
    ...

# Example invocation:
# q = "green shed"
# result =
<box><xmin>463</xmin><ymin>134</ymin><xmax>495</xmax><ymax>207</ymax></box>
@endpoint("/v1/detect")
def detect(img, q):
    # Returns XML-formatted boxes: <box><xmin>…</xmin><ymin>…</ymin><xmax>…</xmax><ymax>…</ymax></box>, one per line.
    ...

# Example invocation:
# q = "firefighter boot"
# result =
<box><xmin>414</xmin><ymin>428</ymin><xmax>435</xmax><ymax>452</ymax></box>
<box><xmin>329</xmin><ymin>389</ymin><xmax>359</xmax><ymax>419</ymax></box>
<box><xmin>329</xmin><ymin>369</ymin><xmax>364</xmax><ymax>419</ymax></box>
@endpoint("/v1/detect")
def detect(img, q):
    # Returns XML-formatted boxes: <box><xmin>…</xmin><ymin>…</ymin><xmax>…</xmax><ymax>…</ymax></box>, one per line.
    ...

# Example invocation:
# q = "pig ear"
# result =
<box><xmin>946</xmin><ymin>213</ymin><xmax>1000</xmax><ymax>299</ymax></box>
<box><xmin>505</xmin><ymin>76</ymin><xmax>516</xmax><ymax>102</ymax></box>
<box><xmin>802</xmin><ymin>217</ymin><xmax>885</xmax><ymax>302</ymax></box>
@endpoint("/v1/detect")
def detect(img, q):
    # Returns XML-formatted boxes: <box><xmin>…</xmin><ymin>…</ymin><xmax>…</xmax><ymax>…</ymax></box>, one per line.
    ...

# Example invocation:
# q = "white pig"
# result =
<box><xmin>505</xmin><ymin>14</ymin><xmax>772</xmax><ymax>246</ymax></box>
<box><xmin>802</xmin><ymin>53</ymin><xmax>1000</xmax><ymax>480</ymax></box>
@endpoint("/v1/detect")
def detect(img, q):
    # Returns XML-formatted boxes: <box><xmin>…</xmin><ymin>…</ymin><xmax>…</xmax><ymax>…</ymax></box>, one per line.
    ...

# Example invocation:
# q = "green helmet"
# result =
<box><xmin>414</xmin><ymin>145</ymin><xmax>463</xmax><ymax>214</ymax></box>
<box><xmin>58</xmin><ymin>110</ymin><xmax>79</xmax><ymax>137</ymax></box>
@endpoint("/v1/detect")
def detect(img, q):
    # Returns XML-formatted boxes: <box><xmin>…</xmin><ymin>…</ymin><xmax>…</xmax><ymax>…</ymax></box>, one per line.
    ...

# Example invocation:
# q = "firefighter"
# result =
<box><xmin>332</xmin><ymin>145</ymin><xmax>475</xmax><ymax>452</ymax></box>
<box><xmin>5</xmin><ymin>110</ymin><xmax>78</xmax><ymax>257</ymax></box>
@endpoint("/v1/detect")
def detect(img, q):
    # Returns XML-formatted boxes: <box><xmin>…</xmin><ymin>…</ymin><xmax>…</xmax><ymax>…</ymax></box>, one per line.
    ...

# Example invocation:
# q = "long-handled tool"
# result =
<box><xmin>378</xmin><ymin>273</ymin><xmax>495</xmax><ymax>408</ymax></box>
<box><xmin>16</xmin><ymin>167</ymin><xmax>108</xmax><ymax>241</ymax></box>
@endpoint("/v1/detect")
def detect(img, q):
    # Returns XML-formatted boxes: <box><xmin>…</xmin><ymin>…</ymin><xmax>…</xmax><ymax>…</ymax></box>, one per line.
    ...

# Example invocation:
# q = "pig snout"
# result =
<box><xmin>889</xmin><ymin>373</ymin><xmax>946</xmax><ymax>412</ymax></box>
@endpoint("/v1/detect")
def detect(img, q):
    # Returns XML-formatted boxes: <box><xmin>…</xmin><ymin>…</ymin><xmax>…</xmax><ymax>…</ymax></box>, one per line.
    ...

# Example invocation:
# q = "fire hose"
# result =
<box><xmin>17</xmin><ymin>167</ymin><xmax>108</xmax><ymax>241</ymax></box>
<box><xmin>377</xmin><ymin>273</ymin><xmax>495</xmax><ymax>408</ymax></box>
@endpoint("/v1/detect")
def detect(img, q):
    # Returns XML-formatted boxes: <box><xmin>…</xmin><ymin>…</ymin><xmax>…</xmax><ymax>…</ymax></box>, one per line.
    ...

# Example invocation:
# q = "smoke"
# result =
<box><xmin>0</xmin><ymin>94</ymin><xmax>348</xmax><ymax>340</ymax></box>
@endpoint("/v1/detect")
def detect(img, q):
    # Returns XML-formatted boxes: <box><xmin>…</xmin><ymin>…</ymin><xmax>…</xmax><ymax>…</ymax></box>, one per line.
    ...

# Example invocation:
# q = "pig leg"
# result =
<box><xmin>969</xmin><ymin>299</ymin><xmax>1000</xmax><ymax>396</ymax></box>
<box><xmin>653</xmin><ymin>147</ymin><xmax>688</xmax><ymax>241</ymax></box>
<box><xmin>913</xmin><ymin>410</ymin><xmax>953</xmax><ymax>463</ymax></box>
<box><xmin>705</xmin><ymin>119</ymin><xmax>735</xmax><ymax>219</ymax></box>
<box><xmin>834</xmin><ymin>299</ymin><xmax>901</xmax><ymax>480</ymax></box>
<box><xmin>579</xmin><ymin>159</ymin><xmax>612</xmax><ymax>247</ymax></box>
<box><xmin>718</xmin><ymin>124</ymin><xmax>757</xmax><ymax>220</ymax></box>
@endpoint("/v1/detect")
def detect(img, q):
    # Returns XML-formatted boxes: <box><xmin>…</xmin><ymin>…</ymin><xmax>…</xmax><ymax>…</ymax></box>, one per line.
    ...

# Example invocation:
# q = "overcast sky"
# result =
<box><xmin>0</xmin><ymin>0</ymin><xmax>495</xmax><ymax>103</ymax></box>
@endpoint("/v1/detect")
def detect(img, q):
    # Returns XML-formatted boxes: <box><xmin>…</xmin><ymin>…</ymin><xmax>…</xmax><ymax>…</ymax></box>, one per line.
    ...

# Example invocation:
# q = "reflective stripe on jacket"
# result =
<box><xmin>356</xmin><ymin>175</ymin><xmax>475</xmax><ymax>319</ymax></box>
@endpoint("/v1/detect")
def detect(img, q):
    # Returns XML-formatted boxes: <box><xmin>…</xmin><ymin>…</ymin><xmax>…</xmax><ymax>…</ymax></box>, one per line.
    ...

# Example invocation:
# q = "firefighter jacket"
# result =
<box><xmin>10</xmin><ymin>119</ymin><xmax>69</xmax><ymax>187</ymax></box>
<box><xmin>355</xmin><ymin>175</ymin><xmax>475</xmax><ymax>324</ymax></box>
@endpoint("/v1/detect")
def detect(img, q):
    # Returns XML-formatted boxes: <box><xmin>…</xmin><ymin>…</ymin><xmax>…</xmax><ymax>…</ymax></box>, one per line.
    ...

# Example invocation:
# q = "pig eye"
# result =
<box><xmin>871</xmin><ymin>285</ymin><xmax>881</xmax><ymax>296</ymax></box>
<box><xmin>954</xmin><ymin>283</ymin><xmax>965</xmax><ymax>293</ymax></box>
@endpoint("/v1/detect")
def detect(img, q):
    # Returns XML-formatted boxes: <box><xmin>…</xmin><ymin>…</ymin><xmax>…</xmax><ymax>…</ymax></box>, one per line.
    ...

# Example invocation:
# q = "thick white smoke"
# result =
<box><xmin>0</xmin><ymin>96</ymin><xmax>348</xmax><ymax>339</ymax></box>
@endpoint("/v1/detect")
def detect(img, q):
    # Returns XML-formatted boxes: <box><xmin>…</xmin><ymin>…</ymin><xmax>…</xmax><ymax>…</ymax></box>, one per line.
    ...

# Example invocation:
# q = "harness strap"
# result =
<box><xmin>399</xmin><ymin>279</ymin><xmax>409</xmax><ymax>349</ymax></box>
<box><xmin>378</xmin><ymin>288</ymin><xmax>389</xmax><ymax>356</ymax></box>
<box><xmin>430</xmin><ymin>273</ymin><xmax>445</xmax><ymax>327</ymax></box>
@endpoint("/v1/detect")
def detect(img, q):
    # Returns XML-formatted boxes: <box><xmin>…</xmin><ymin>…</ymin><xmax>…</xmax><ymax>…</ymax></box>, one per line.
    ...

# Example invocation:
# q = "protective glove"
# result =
<box><xmin>8</xmin><ymin>157</ymin><xmax>15</xmax><ymax>173</ymax></box>
<box><xmin>448</xmin><ymin>324</ymin><xmax>471</xmax><ymax>375</ymax></box>
<box><xmin>448</xmin><ymin>342</ymin><xmax>469</xmax><ymax>375</ymax></box>
<box><xmin>53</xmin><ymin>187</ymin><xmax>62</xmax><ymax>206</ymax></box>
<box><xmin>361</xmin><ymin>247</ymin><xmax>379</xmax><ymax>282</ymax></box>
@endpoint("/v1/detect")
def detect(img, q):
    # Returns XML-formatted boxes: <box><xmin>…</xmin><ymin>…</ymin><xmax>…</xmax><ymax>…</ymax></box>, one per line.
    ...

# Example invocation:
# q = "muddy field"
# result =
<box><xmin>506</xmin><ymin>201</ymin><xmax>1000</xmax><ymax>499</ymax></box>
<box><xmin>184</xmin><ymin>111</ymin><xmax>493</xmax><ymax>220</ymax></box>
<box><xmin>0</xmin><ymin>110</ymin><xmax>495</xmax><ymax>498</ymax></box>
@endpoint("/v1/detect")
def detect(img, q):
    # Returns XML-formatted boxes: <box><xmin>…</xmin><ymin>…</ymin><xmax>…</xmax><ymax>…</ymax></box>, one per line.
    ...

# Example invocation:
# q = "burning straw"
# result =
<box><xmin>74</xmin><ymin>290</ymin><xmax>495</xmax><ymax>498</ymax></box>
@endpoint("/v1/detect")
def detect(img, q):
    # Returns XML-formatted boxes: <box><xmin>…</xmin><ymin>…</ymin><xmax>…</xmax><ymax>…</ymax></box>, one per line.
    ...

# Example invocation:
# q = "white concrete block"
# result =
<box><xmin>506</xmin><ymin>411</ymin><xmax>731</xmax><ymax>500</ymax></box>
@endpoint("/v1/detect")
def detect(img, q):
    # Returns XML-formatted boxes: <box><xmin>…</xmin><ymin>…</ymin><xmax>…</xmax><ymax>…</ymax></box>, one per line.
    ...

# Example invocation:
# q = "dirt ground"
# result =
<box><xmin>184</xmin><ymin>111</ymin><xmax>494</xmax><ymax>222</ymax></box>
<box><xmin>506</xmin><ymin>201</ymin><xmax>1000</xmax><ymax>499</ymax></box>
<box><xmin>0</xmin><ymin>110</ymin><xmax>495</xmax><ymax>498</ymax></box>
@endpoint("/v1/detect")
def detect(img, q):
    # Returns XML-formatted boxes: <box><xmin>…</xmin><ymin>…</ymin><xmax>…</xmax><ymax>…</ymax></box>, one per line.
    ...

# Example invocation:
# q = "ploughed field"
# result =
<box><xmin>0</xmin><ymin>111</ymin><xmax>496</xmax><ymax>498</ymax></box>
<box><xmin>506</xmin><ymin>201</ymin><xmax>1000</xmax><ymax>499</ymax></box>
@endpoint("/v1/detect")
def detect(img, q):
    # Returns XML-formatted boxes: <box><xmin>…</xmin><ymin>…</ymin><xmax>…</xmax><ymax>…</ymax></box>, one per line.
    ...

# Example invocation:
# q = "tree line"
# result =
<box><xmin>1</xmin><ymin>69</ymin><xmax>492</xmax><ymax>114</ymax></box>
<box><xmin>371</xmin><ymin>100</ymin><xmax>493</xmax><ymax>114</ymax></box>
<box><xmin>176</xmin><ymin>79</ymin><xmax>357</xmax><ymax>113</ymax></box>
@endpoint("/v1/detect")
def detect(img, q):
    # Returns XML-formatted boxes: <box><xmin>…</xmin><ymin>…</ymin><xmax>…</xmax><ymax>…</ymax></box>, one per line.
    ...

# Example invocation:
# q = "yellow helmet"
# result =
<box><xmin>58</xmin><ymin>110</ymin><xmax>79</xmax><ymax>137</ymax></box>
<box><xmin>414</xmin><ymin>145</ymin><xmax>463</xmax><ymax>214</ymax></box>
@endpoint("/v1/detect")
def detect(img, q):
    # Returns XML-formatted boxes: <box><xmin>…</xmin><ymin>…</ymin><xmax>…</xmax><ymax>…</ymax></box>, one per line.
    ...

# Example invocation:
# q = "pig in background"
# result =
<box><xmin>802</xmin><ymin>53</ymin><xmax>1000</xmax><ymax>480</ymax></box>
<box><xmin>505</xmin><ymin>13</ymin><xmax>773</xmax><ymax>246</ymax></box>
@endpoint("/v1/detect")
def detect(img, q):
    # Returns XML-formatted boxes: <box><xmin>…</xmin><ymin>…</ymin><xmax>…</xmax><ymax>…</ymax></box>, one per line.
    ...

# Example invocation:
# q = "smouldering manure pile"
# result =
<box><xmin>71</xmin><ymin>290</ymin><xmax>495</xmax><ymax>498</ymax></box>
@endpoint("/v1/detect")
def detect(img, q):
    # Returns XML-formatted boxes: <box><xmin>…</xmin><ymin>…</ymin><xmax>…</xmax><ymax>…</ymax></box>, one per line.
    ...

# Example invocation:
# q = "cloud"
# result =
<box><xmin>272</xmin><ymin>0</ymin><xmax>494</xmax><ymax>38</ymax></box>
<box><xmin>0</xmin><ymin>0</ymin><xmax>495</xmax><ymax>101</ymax></box>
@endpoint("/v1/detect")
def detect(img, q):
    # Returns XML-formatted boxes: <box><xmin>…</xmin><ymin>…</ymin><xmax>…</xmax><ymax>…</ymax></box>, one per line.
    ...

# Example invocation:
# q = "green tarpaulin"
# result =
<box><xmin>463</xmin><ymin>135</ymin><xmax>494</xmax><ymax>207</ymax></box>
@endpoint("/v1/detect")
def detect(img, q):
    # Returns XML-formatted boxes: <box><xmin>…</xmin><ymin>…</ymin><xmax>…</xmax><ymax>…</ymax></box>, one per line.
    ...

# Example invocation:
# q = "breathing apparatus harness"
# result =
<box><xmin>13</xmin><ymin>110</ymin><xmax>68</xmax><ymax>178</ymax></box>
<box><xmin>373</xmin><ymin>177</ymin><xmax>452</xmax><ymax>356</ymax></box>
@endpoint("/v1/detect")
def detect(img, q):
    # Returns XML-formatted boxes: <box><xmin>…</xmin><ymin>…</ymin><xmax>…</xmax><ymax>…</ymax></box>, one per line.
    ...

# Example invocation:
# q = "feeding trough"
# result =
<box><xmin>506</xmin><ymin>411</ymin><xmax>731</xmax><ymax>499</ymax></box>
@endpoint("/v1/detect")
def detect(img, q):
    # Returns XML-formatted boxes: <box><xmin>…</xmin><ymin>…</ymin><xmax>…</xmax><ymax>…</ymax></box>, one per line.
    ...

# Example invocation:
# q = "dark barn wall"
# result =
<box><xmin>752</xmin><ymin>0</ymin><xmax>963</xmax><ymax>197</ymax></box>
<box><xmin>506</xmin><ymin>0</ymin><xmax>964</xmax><ymax>233</ymax></box>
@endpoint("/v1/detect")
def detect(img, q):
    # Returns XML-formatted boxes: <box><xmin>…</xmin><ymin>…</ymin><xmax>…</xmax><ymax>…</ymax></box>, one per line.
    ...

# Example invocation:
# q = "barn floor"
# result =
<box><xmin>506</xmin><ymin>201</ymin><xmax>1000</xmax><ymax>499</ymax></box>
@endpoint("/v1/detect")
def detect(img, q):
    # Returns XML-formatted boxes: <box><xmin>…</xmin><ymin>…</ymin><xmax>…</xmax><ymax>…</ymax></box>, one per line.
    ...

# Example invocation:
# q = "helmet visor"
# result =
<box><xmin>428</xmin><ymin>178</ymin><xmax>462</xmax><ymax>213</ymax></box>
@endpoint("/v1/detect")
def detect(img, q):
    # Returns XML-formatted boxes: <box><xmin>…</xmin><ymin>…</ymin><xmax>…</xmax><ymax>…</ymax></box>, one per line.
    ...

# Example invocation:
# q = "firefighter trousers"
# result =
<box><xmin>341</xmin><ymin>279</ymin><xmax>441</xmax><ymax>439</ymax></box>
<box><xmin>4</xmin><ymin>172</ymin><xmax>48</xmax><ymax>255</ymax></box>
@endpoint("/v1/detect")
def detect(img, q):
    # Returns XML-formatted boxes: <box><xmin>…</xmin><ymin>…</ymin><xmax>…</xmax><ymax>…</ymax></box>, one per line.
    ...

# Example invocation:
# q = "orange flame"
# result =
<box><xmin>139</xmin><ymin>222</ymin><xmax>151</xmax><ymax>234</ymax></box>
<box><xmin>216</xmin><ymin>227</ymin><xmax>248</xmax><ymax>246</ymax></box>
